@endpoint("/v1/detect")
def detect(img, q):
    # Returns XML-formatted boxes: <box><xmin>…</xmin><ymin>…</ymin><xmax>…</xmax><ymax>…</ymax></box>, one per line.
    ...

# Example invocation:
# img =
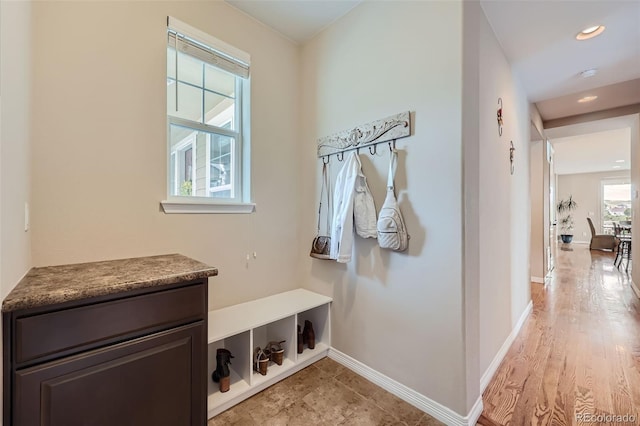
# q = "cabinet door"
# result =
<box><xmin>14</xmin><ymin>322</ymin><xmax>205</xmax><ymax>426</ymax></box>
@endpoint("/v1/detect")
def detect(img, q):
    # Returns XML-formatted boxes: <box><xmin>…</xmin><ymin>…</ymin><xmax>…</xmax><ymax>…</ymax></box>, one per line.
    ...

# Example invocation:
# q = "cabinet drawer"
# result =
<box><xmin>15</xmin><ymin>284</ymin><xmax>205</xmax><ymax>364</ymax></box>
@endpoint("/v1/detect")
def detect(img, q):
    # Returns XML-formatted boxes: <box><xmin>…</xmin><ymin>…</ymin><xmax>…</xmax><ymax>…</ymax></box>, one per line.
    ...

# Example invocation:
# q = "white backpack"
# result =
<box><xmin>377</xmin><ymin>149</ymin><xmax>409</xmax><ymax>251</ymax></box>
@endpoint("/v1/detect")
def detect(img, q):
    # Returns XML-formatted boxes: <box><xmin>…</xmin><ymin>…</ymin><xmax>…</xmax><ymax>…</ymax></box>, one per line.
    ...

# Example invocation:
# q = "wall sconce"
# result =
<box><xmin>510</xmin><ymin>141</ymin><xmax>515</xmax><ymax>175</ymax></box>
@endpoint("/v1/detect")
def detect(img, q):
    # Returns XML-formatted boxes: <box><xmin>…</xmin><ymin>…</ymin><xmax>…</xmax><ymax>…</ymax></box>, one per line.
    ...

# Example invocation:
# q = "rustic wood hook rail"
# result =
<box><xmin>317</xmin><ymin>111</ymin><xmax>412</xmax><ymax>160</ymax></box>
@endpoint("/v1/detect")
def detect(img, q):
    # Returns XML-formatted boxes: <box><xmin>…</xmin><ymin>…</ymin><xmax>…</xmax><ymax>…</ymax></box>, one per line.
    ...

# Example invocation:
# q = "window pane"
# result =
<box><xmin>170</xmin><ymin>152</ymin><xmax>176</xmax><ymax>195</ymax></box>
<box><xmin>205</xmin><ymin>91</ymin><xmax>235</xmax><ymax>129</ymax></box>
<box><xmin>169</xmin><ymin>124</ymin><xmax>236</xmax><ymax>199</ymax></box>
<box><xmin>603</xmin><ymin>183</ymin><xmax>631</xmax><ymax>231</ymax></box>
<box><xmin>204</xmin><ymin>64</ymin><xmax>235</xmax><ymax>98</ymax></box>
<box><xmin>168</xmin><ymin>82</ymin><xmax>203</xmax><ymax>122</ymax></box>
<box><xmin>177</xmin><ymin>51</ymin><xmax>202</xmax><ymax>87</ymax></box>
<box><xmin>167</xmin><ymin>47</ymin><xmax>176</xmax><ymax>81</ymax></box>
<box><xmin>169</xmin><ymin>126</ymin><xmax>197</xmax><ymax>197</ymax></box>
<box><xmin>210</xmin><ymin>134</ymin><xmax>234</xmax><ymax>198</ymax></box>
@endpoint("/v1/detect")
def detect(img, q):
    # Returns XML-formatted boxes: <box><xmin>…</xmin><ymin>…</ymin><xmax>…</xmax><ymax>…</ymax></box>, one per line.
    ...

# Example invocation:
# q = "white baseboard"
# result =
<box><xmin>631</xmin><ymin>281</ymin><xmax>640</xmax><ymax>299</ymax></box>
<box><xmin>328</xmin><ymin>348</ymin><xmax>483</xmax><ymax>426</ymax></box>
<box><xmin>480</xmin><ymin>300</ymin><xmax>533</xmax><ymax>394</ymax></box>
<box><xmin>531</xmin><ymin>276</ymin><xmax>544</xmax><ymax>283</ymax></box>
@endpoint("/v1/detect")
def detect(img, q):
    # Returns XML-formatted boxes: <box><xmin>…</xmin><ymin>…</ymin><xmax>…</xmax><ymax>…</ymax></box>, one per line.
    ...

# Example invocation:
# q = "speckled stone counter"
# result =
<box><xmin>2</xmin><ymin>254</ymin><xmax>218</xmax><ymax>312</ymax></box>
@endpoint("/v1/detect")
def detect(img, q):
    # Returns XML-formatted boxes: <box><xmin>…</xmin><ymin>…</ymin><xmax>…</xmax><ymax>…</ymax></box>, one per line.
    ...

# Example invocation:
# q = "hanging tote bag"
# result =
<box><xmin>377</xmin><ymin>149</ymin><xmax>409</xmax><ymax>251</ymax></box>
<box><xmin>310</xmin><ymin>162</ymin><xmax>333</xmax><ymax>259</ymax></box>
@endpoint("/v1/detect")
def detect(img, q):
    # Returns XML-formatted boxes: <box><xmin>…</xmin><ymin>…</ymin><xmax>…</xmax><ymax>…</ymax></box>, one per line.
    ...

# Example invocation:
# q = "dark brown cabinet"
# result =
<box><xmin>4</xmin><ymin>280</ymin><xmax>208</xmax><ymax>426</ymax></box>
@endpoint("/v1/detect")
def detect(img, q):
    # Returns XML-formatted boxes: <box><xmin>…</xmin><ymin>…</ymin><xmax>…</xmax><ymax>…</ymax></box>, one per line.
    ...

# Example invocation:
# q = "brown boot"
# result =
<box><xmin>303</xmin><ymin>320</ymin><xmax>315</xmax><ymax>349</ymax></box>
<box><xmin>297</xmin><ymin>325</ymin><xmax>304</xmax><ymax>354</ymax></box>
<box><xmin>211</xmin><ymin>348</ymin><xmax>234</xmax><ymax>393</ymax></box>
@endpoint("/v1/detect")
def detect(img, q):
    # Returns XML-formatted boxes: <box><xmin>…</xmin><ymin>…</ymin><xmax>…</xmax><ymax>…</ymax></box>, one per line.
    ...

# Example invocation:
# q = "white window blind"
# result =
<box><xmin>167</xmin><ymin>16</ymin><xmax>250</xmax><ymax>79</ymax></box>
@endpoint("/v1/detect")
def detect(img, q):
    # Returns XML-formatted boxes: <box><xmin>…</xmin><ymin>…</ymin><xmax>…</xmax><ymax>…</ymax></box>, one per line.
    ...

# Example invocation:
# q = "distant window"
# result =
<box><xmin>601</xmin><ymin>181</ymin><xmax>631</xmax><ymax>233</ymax></box>
<box><xmin>166</xmin><ymin>17</ymin><xmax>250</xmax><ymax>204</ymax></box>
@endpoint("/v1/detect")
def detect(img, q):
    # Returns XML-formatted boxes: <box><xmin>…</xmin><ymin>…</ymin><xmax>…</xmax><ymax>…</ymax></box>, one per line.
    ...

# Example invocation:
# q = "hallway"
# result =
<box><xmin>480</xmin><ymin>245</ymin><xmax>639</xmax><ymax>425</ymax></box>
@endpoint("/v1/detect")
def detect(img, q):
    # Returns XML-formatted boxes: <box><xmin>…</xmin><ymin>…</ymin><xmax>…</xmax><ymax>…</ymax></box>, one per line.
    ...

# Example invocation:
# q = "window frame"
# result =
<box><xmin>161</xmin><ymin>17</ymin><xmax>254</xmax><ymax>214</ymax></box>
<box><xmin>600</xmin><ymin>177</ymin><xmax>631</xmax><ymax>233</ymax></box>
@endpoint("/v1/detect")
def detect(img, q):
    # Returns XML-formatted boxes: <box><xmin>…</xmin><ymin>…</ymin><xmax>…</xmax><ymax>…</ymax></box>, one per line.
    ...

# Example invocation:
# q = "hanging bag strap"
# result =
<box><xmin>387</xmin><ymin>148</ymin><xmax>398</xmax><ymax>190</ymax></box>
<box><xmin>317</xmin><ymin>162</ymin><xmax>331</xmax><ymax>234</ymax></box>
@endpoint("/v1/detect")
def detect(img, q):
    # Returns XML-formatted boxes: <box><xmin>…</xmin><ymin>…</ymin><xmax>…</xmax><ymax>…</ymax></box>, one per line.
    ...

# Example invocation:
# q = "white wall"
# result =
<box><xmin>508</xmin><ymin>63</ymin><xmax>532</xmax><ymax>329</ymax></box>
<box><xmin>530</xmin><ymin>140</ymin><xmax>544</xmax><ymax>280</ymax></box>
<box><xmin>29</xmin><ymin>1</ymin><xmax>301</xmax><ymax>309</ymax></box>
<box><xmin>556</xmin><ymin>170</ymin><xmax>630</xmax><ymax>243</ymax></box>
<box><xmin>0</xmin><ymin>0</ymin><xmax>32</xmax><ymax>299</ymax></box>
<box><xmin>476</xmin><ymin>6</ymin><xmax>531</xmax><ymax>377</ymax></box>
<box><xmin>530</xmin><ymin>106</ymin><xmax>546</xmax><ymax>281</ymax></box>
<box><xmin>462</xmin><ymin>1</ymin><xmax>481</xmax><ymax>411</ymax></box>
<box><xmin>300</xmin><ymin>1</ymin><xmax>470</xmax><ymax>415</ymax></box>
<box><xmin>1</xmin><ymin>2</ymin><xmax>34</xmax><ymax>423</ymax></box>
<box><xmin>630</xmin><ymin>115</ymin><xmax>639</xmax><ymax>289</ymax></box>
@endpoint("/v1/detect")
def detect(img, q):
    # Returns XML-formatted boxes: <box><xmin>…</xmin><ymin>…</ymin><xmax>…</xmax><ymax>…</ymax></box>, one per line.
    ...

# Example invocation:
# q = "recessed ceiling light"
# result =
<box><xmin>615</xmin><ymin>159</ymin><xmax>625</xmax><ymax>163</ymax></box>
<box><xmin>578</xmin><ymin>95</ymin><xmax>598</xmax><ymax>103</ymax></box>
<box><xmin>612</xmin><ymin>165</ymin><xmax>622</xmax><ymax>169</ymax></box>
<box><xmin>576</xmin><ymin>25</ymin><xmax>605</xmax><ymax>40</ymax></box>
<box><xmin>579</xmin><ymin>68</ymin><xmax>598</xmax><ymax>78</ymax></box>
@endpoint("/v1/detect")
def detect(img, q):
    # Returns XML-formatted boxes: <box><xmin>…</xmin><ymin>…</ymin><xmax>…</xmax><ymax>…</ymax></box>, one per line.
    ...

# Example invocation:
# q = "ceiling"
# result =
<box><xmin>545</xmin><ymin>114</ymin><xmax>637</xmax><ymax>175</ymax></box>
<box><xmin>480</xmin><ymin>0</ymin><xmax>640</xmax><ymax>121</ymax></box>
<box><xmin>225</xmin><ymin>0</ymin><xmax>362</xmax><ymax>44</ymax></box>
<box><xmin>535</xmin><ymin>79</ymin><xmax>640</xmax><ymax>121</ymax></box>
<box><xmin>550</xmin><ymin>128</ymin><xmax>630</xmax><ymax>175</ymax></box>
<box><xmin>224</xmin><ymin>0</ymin><xmax>640</xmax><ymax>178</ymax></box>
<box><xmin>226</xmin><ymin>1</ymin><xmax>640</xmax><ymax>122</ymax></box>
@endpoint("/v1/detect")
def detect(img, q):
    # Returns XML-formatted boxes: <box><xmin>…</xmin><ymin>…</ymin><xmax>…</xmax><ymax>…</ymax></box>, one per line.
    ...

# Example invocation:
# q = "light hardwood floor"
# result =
<box><xmin>480</xmin><ymin>245</ymin><xmax>639</xmax><ymax>425</ymax></box>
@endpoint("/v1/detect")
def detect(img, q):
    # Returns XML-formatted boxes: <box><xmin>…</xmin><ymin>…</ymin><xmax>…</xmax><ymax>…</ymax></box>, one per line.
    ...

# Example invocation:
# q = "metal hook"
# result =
<box><xmin>388</xmin><ymin>140</ymin><xmax>396</xmax><ymax>152</ymax></box>
<box><xmin>322</xmin><ymin>155</ymin><xmax>329</xmax><ymax>165</ymax></box>
<box><xmin>497</xmin><ymin>98</ymin><xmax>504</xmax><ymax>137</ymax></box>
<box><xmin>509</xmin><ymin>140</ymin><xmax>515</xmax><ymax>175</ymax></box>
<box><xmin>337</xmin><ymin>151</ymin><xmax>344</xmax><ymax>162</ymax></box>
<box><xmin>369</xmin><ymin>144</ymin><xmax>377</xmax><ymax>155</ymax></box>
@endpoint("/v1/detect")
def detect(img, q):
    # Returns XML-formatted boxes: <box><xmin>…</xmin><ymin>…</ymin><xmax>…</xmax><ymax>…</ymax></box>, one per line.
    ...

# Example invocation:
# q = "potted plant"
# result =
<box><xmin>557</xmin><ymin>195</ymin><xmax>577</xmax><ymax>243</ymax></box>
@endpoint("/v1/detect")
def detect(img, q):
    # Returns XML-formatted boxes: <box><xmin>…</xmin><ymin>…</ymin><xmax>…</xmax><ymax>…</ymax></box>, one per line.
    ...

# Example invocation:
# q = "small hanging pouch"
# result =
<box><xmin>377</xmin><ymin>149</ymin><xmax>409</xmax><ymax>251</ymax></box>
<box><xmin>310</xmin><ymin>162</ymin><xmax>332</xmax><ymax>259</ymax></box>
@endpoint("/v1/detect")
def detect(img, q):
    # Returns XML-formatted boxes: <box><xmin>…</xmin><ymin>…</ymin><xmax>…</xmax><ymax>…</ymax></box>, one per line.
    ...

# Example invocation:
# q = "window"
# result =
<box><xmin>163</xmin><ymin>17</ymin><xmax>253</xmax><ymax>213</ymax></box>
<box><xmin>601</xmin><ymin>180</ymin><xmax>632</xmax><ymax>233</ymax></box>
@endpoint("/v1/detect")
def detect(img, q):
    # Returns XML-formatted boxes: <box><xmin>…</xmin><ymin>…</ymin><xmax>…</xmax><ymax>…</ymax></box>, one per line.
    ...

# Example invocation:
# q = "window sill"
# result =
<box><xmin>160</xmin><ymin>199</ymin><xmax>255</xmax><ymax>214</ymax></box>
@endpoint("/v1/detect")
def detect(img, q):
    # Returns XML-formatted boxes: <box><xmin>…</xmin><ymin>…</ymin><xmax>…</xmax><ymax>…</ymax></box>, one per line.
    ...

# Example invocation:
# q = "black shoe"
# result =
<box><xmin>211</xmin><ymin>348</ymin><xmax>234</xmax><ymax>383</ymax></box>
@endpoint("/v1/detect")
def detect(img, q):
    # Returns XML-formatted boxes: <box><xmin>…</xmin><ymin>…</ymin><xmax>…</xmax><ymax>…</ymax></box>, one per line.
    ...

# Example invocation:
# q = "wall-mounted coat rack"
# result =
<box><xmin>317</xmin><ymin>111</ymin><xmax>411</xmax><ymax>160</ymax></box>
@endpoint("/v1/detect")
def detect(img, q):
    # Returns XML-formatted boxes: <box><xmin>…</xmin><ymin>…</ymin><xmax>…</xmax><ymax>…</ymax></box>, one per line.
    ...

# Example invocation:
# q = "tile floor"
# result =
<box><xmin>207</xmin><ymin>357</ymin><xmax>444</xmax><ymax>426</ymax></box>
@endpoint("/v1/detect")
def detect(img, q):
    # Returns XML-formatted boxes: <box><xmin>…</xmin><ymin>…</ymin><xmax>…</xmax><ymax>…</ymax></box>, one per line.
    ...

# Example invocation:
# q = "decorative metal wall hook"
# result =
<box><xmin>388</xmin><ymin>140</ymin><xmax>396</xmax><ymax>152</ymax></box>
<box><xmin>497</xmin><ymin>98</ymin><xmax>504</xmax><ymax>137</ymax></box>
<box><xmin>509</xmin><ymin>140</ymin><xmax>515</xmax><ymax>175</ymax></box>
<box><xmin>369</xmin><ymin>145</ymin><xmax>377</xmax><ymax>155</ymax></box>
<box><xmin>322</xmin><ymin>155</ymin><xmax>330</xmax><ymax>165</ymax></box>
<box><xmin>337</xmin><ymin>151</ymin><xmax>344</xmax><ymax>162</ymax></box>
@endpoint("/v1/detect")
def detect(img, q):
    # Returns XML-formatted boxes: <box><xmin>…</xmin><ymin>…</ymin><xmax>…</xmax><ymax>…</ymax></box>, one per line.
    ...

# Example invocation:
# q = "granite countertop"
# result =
<box><xmin>2</xmin><ymin>254</ymin><xmax>218</xmax><ymax>312</ymax></box>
